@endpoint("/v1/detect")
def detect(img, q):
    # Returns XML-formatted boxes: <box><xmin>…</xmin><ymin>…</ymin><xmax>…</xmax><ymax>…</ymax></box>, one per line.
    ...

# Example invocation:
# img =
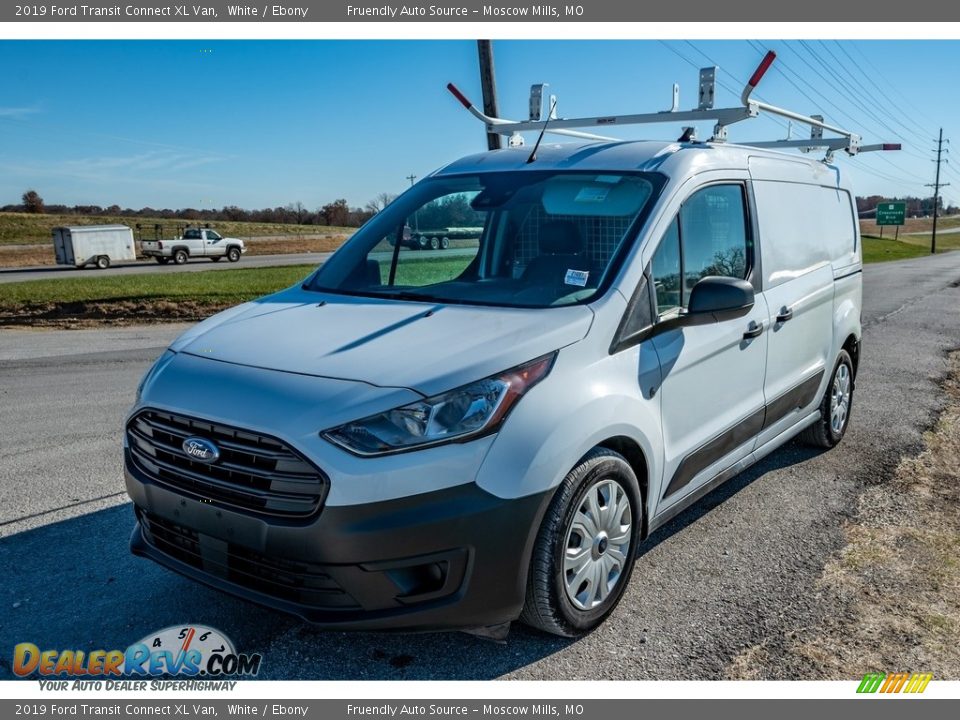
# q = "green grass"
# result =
<box><xmin>861</xmin><ymin>235</ymin><xmax>933</xmax><ymax>263</ymax></box>
<box><xmin>392</xmin><ymin>256</ymin><xmax>474</xmax><ymax>286</ymax></box>
<box><xmin>0</xmin><ymin>256</ymin><xmax>474</xmax><ymax>310</ymax></box>
<box><xmin>895</xmin><ymin>233</ymin><xmax>960</xmax><ymax>252</ymax></box>
<box><xmin>0</xmin><ymin>212</ymin><xmax>352</xmax><ymax>246</ymax></box>
<box><xmin>0</xmin><ymin>265</ymin><xmax>319</xmax><ymax>307</ymax></box>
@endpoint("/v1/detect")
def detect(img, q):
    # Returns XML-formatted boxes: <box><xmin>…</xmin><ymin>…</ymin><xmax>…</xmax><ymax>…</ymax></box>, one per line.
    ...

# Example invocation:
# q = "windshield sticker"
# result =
<box><xmin>574</xmin><ymin>186</ymin><xmax>610</xmax><ymax>203</ymax></box>
<box><xmin>565</xmin><ymin>269</ymin><xmax>589</xmax><ymax>287</ymax></box>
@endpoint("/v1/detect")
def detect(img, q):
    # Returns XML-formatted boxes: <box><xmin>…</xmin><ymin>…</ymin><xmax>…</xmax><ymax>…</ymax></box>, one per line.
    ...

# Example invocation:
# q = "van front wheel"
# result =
<box><xmin>801</xmin><ymin>349</ymin><xmax>854</xmax><ymax>448</ymax></box>
<box><xmin>520</xmin><ymin>448</ymin><xmax>641</xmax><ymax>637</ymax></box>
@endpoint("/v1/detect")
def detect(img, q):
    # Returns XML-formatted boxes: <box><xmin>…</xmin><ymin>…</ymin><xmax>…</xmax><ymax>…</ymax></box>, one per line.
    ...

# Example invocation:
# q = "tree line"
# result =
<box><xmin>7</xmin><ymin>190</ymin><xmax>401</xmax><ymax>228</ymax></box>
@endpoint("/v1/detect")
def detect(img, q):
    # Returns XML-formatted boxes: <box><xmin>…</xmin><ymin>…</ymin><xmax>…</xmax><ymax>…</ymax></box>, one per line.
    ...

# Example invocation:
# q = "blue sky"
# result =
<box><xmin>0</xmin><ymin>40</ymin><xmax>957</xmax><ymax>210</ymax></box>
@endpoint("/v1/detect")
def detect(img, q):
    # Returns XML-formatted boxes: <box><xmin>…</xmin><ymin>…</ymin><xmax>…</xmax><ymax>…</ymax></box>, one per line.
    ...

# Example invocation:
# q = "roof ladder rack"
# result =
<box><xmin>447</xmin><ymin>50</ymin><xmax>902</xmax><ymax>161</ymax></box>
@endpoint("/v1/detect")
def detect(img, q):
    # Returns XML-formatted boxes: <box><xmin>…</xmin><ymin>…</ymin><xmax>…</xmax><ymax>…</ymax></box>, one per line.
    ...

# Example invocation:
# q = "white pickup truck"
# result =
<box><xmin>139</xmin><ymin>227</ymin><xmax>246</xmax><ymax>265</ymax></box>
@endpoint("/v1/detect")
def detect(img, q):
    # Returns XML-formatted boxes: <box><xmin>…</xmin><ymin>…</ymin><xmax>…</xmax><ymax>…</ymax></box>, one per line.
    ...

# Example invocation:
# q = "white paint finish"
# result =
<box><xmin>650</xmin><ymin>291</ymin><xmax>770</xmax><ymax>514</ymax></box>
<box><xmin>750</xmin><ymin>178</ymin><xmax>858</xmax><ymax>290</ymax></box>
<box><xmin>175</xmin><ymin>285</ymin><xmax>593</xmax><ymax>398</ymax></box>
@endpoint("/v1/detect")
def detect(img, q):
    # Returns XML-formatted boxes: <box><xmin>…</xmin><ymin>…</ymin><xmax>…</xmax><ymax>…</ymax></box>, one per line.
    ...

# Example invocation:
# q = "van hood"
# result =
<box><xmin>174</xmin><ymin>287</ymin><xmax>593</xmax><ymax>397</ymax></box>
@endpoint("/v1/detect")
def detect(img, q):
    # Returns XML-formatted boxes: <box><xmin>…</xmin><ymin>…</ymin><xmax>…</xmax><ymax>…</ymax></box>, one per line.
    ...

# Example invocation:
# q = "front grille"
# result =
<box><xmin>139</xmin><ymin>511</ymin><xmax>359</xmax><ymax>609</ymax></box>
<box><xmin>127</xmin><ymin>409</ymin><xmax>327</xmax><ymax>518</ymax></box>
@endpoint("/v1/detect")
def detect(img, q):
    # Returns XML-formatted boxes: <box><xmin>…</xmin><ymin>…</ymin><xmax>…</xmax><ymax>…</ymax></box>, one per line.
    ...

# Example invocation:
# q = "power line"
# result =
<box><xmin>798</xmin><ymin>41</ymin><xmax>918</xmax><ymax>147</ymax></box>
<box><xmin>831</xmin><ymin>41</ymin><xmax>934</xmax><ymax>141</ymax></box>
<box><xmin>816</xmin><ymin>41</ymin><xmax>927</xmax><ymax>146</ymax></box>
<box><xmin>848</xmin><ymin>42</ymin><xmax>937</xmax><ymax>138</ymax></box>
<box><xmin>745</xmin><ymin>41</ymin><xmax>929</xmax><ymax>183</ymax></box>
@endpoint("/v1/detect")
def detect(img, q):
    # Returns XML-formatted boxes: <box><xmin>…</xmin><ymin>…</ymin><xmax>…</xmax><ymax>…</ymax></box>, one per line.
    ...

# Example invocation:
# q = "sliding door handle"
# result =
<box><xmin>776</xmin><ymin>307</ymin><xmax>794</xmax><ymax>323</ymax></box>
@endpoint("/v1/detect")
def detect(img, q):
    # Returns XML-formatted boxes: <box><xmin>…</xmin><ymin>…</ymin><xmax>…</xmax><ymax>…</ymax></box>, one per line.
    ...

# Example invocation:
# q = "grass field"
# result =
<box><xmin>0</xmin><ymin>264</ymin><xmax>317</xmax><ymax>307</ymax></box>
<box><xmin>859</xmin><ymin>214</ymin><xmax>960</xmax><ymax>236</ymax></box>
<box><xmin>0</xmin><ymin>211</ymin><xmax>352</xmax><ymax>246</ymax></box>
<box><xmin>0</xmin><ymin>256</ymin><xmax>476</xmax><ymax>327</ymax></box>
<box><xmin>860</xmin><ymin>235</ymin><xmax>934</xmax><ymax>263</ymax></box>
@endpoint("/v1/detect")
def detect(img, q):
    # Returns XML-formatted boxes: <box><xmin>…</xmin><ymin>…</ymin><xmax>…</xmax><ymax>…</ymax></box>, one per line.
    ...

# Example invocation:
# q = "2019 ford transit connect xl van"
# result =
<box><xmin>121</xmin><ymin>48</ymin><xmax>888</xmax><ymax>638</ymax></box>
<box><xmin>124</xmin><ymin>136</ymin><xmax>862</xmax><ymax>637</ymax></box>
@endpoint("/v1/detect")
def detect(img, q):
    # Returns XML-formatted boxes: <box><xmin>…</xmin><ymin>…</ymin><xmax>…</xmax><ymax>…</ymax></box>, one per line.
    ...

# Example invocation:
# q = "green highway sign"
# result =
<box><xmin>877</xmin><ymin>201</ymin><xmax>907</xmax><ymax>226</ymax></box>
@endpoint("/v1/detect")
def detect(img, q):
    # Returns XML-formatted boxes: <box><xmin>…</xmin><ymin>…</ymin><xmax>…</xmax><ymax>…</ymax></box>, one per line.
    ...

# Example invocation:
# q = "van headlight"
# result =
<box><xmin>322</xmin><ymin>353</ymin><xmax>556</xmax><ymax>456</ymax></box>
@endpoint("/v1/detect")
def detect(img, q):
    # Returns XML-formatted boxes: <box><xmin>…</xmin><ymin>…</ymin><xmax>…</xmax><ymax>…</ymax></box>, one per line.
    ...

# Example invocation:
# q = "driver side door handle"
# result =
<box><xmin>743</xmin><ymin>320</ymin><xmax>764</xmax><ymax>340</ymax></box>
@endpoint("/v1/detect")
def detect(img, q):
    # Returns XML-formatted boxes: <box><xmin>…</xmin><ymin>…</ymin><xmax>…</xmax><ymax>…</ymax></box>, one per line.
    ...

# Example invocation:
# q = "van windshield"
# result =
<box><xmin>307</xmin><ymin>171</ymin><xmax>660</xmax><ymax>308</ymax></box>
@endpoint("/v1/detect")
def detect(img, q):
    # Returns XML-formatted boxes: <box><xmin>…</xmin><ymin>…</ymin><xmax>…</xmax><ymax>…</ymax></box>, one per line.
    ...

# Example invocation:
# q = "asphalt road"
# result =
<box><xmin>0</xmin><ymin>253</ymin><xmax>329</xmax><ymax>284</ymax></box>
<box><xmin>0</xmin><ymin>248</ymin><xmax>473</xmax><ymax>284</ymax></box>
<box><xmin>2</xmin><ymin>252</ymin><xmax>960</xmax><ymax>680</ymax></box>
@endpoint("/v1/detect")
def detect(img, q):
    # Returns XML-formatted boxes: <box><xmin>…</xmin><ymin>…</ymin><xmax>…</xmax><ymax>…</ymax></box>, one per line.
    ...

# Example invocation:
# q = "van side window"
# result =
<box><xmin>649</xmin><ymin>184</ymin><xmax>750</xmax><ymax>315</ymax></box>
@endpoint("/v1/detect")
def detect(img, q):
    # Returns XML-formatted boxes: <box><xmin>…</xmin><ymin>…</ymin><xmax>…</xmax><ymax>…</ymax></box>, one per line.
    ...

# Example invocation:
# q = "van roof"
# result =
<box><xmin>433</xmin><ymin>139</ymin><xmax>842</xmax><ymax>181</ymax></box>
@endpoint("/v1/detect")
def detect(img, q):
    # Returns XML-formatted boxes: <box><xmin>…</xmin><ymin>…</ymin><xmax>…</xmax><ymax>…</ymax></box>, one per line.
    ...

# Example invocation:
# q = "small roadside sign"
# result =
<box><xmin>877</xmin><ymin>202</ymin><xmax>906</xmax><ymax>226</ymax></box>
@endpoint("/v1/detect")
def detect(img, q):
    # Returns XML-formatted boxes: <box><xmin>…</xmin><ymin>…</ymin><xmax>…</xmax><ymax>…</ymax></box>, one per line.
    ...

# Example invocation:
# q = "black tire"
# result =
<box><xmin>210</xmin><ymin>256</ymin><xmax>221</xmax><ymax>262</ymax></box>
<box><xmin>173</xmin><ymin>250</ymin><xmax>189</xmax><ymax>265</ymax></box>
<box><xmin>440</xmin><ymin>237</ymin><xmax>450</xmax><ymax>250</ymax></box>
<box><xmin>520</xmin><ymin>447</ymin><xmax>642</xmax><ymax>637</ymax></box>
<box><xmin>156</xmin><ymin>257</ymin><xmax>169</xmax><ymax>265</ymax></box>
<box><xmin>95</xmin><ymin>255</ymin><xmax>110</xmax><ymax>270</ymax></box>
<box><xmin>226</xmin><ymin>247</ymin><xmax>241</xmax><ymax>262</ymax></box>
<box><xmin>429</xmin><ymin>236</ymin><xmax>440</xmax><ymax>250</ymax></box>
<box><xmin>418</xmin><ymin>236</ymin><xmax>429</xmax><ymax>250</ymax></box>
<box><xmin>800</xmin><ymin>349</ymin><xmax>854</xmax><ymax>448</ymax></box>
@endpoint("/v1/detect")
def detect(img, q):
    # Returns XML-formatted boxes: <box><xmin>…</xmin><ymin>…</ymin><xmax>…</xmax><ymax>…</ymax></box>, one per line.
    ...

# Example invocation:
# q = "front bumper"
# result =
<box><xmin>125</xmin><ymin>455</ymin><xmax>551</xmax><ymax>631</ymax></box>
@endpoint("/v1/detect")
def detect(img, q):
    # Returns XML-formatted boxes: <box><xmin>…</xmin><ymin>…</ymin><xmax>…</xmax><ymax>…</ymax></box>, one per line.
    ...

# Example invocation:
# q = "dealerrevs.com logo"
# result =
<box><xmin>13</xmin><ymin>625</ymin><xmax>262</xmax><ymax>685</ymax></box>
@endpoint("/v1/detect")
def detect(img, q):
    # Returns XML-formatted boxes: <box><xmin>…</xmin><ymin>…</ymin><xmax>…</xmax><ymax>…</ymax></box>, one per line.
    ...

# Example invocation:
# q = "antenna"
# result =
<box><xmin>526</xmin><ymin>98</ymin><xmax>558</xmax><ymax>164</ymax></box>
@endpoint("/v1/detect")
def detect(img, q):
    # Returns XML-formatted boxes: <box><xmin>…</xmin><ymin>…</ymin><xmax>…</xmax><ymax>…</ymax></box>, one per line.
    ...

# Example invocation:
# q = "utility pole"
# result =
<box><xmin>406</xmin><ymin>174</ymin><xmax>416</xmax><ymax>187</ymax></box>
<box><xmin>477</xmin><ymin>40</ymin><xmax>502</xmax><ymax>151</ymax></box>
<box><xmin>926</xmin><ymin>128</ymin><xmax>950</xmax><ymax>255</ymax></box>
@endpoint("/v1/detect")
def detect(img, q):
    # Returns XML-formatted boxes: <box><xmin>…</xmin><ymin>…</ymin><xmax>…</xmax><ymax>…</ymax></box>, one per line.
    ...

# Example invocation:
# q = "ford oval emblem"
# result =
<box><xmin>182</xmin><ymin>436</ymin><xmax>220</xmax><ymax>464</ymax></box>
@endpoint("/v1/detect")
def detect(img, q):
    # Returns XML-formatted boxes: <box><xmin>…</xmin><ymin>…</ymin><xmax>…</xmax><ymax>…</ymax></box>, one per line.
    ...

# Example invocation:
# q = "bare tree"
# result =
<box><xmin>365</xmin><ymin>192</ymin><xmax>397</xmax><ymax>214</ymax></box>
<box><xmin>22</xmin><ymin>189</ymin><xmax>45</xmax><ymax>214</ymax></box>
<box><xmin>286</xmin><ymin>201</ymin><xmax>307</xmax><ymax>224</ymax></box>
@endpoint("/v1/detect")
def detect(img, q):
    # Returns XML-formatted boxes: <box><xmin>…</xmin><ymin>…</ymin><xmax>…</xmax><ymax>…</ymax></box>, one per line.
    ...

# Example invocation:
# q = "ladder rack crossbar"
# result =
<box><xmin>447</xmin><ymin>50</ymin><xmax>901</xmax><ymax>160</ymax></box>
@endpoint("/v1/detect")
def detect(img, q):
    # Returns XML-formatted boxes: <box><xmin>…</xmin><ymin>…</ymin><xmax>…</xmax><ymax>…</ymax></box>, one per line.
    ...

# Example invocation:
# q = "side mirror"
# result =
<box><xmin>686</xmin><ymin>276</ymin><xmax>754</xmax><ymax>320</ymax></box>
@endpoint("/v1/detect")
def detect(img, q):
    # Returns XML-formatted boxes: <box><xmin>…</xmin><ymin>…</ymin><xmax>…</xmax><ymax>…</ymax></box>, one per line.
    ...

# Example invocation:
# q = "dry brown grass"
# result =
<box><xmin>727</xmin><ymin>352</ymin><xmax>960</xmax><ymax>679</ymax></box>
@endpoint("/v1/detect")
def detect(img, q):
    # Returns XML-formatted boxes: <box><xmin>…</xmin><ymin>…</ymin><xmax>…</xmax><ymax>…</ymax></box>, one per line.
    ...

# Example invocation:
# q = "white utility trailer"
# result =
<box><xmin>52</xmin><ymin>225</ymin><xmax>136</xmax><ymax>269</ymax></box>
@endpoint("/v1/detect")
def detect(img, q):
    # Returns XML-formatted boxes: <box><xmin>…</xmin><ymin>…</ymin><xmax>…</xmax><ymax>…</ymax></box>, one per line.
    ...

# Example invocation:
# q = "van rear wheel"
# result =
<box><xmin>520</xmin><ymin>448</ymin><xmax>641</xmax><ymax>637</ymax></box>
<box><xmin>801</xmin><ymin>349</ymin><xmax>854</xmax><ymax>448</ymax></box>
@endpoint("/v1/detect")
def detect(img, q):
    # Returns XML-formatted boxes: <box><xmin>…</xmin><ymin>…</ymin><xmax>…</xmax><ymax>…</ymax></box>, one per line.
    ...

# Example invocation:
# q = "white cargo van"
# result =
<box><xmin>52</xmin><ymin>224</ymin><xmax>136</xmax><ymax>269</ymax></box>
<box><xmin>124</xmin><ymin>55</ymin><xmax>892</xmax><ymax>637</ymax></box>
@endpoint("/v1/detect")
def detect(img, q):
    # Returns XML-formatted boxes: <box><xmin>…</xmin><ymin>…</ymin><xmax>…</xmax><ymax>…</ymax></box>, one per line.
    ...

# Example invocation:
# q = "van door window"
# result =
<box><xmin>679</xmin><ymin>184</ymin><xmax>749</xmax><ymax>297</ymax></box>
<box><xmin>650</xmin><ymin>217</ymin><xmax>682</xmax><ymax>313</ymax></box>
<box><xmin>649</xmin><ymin>184</ymin><xmax>749</xmax><ymax>315</ymax></box>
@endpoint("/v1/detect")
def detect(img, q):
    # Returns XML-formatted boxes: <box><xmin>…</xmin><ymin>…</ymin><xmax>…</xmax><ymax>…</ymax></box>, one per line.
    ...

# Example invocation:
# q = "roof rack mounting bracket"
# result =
<box><xmin>698</xmin><ymin>67</ymin><xmax>717</xmax><ymax>110</ymax></box>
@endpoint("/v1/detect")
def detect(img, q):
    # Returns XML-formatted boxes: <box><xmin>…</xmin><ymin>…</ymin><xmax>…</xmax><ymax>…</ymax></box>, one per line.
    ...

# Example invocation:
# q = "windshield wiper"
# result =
<box><xmin>376</xmin><ymin>290</ymin><xmax>445</xmax><ymax>303</ymax></box>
